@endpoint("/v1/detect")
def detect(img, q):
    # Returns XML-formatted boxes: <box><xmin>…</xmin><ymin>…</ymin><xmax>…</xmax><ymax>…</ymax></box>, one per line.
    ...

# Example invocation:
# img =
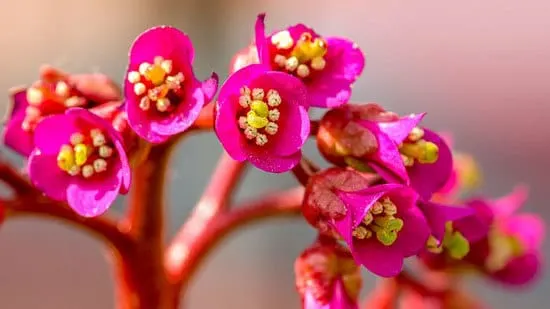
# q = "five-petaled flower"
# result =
<box><xmin>124</xmin><ymin>26</ymin><xmax>218</xmax><ymax>143</ymax></box>
<box><xmin>28</xmin><ymin>108</ymin><xmax>131</xmax><ymax>217</ymax></box>
<box><xmin>215</xmin><ymin>64</ymin><xmax>310</xmax><ymax>173</ymax></box>
<box><xmin>295</xmin><ymin>237</ymin><xmax>361</xmax><ymax>309</ymax></box>
<box><xmin>4</xmin><ymin>67</ymin><xmax>121</xmax><ymax>156</ymax></box>
<box><xmin>254</xmin><ymin>14</ymin><xmax>365</xmax><ymax>108</ymax></box>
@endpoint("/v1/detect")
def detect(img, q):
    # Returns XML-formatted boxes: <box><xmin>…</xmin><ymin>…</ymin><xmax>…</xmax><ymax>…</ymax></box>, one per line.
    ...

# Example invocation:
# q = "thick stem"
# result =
<box><xmin>166</xmin><ymin>187</ymin><xmax>304</xmax><ymax>297</ymax></box>
<box><xmin>115</xmin><ymin>142</ymin><xmax>176</xmax><ymax>309</ymax></box>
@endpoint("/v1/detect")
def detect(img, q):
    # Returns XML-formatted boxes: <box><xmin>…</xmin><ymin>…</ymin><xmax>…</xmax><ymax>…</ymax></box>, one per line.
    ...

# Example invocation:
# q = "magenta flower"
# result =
<box><xmin>254</xmin><ymin>14</ymin><xmax>365</xmax><ymax>108</ymax></box>
<box><xmin>124</xmin><ymin>26</ymin><xmax>218</xmax><ymax>143</ymax></box>
<box><xmin>334</xmin><ymin>183</ymin><xmax>430</xmax><ymax>277</ymax></box>
<box><xmin>28</xmin><ymin>108</ymin><xmax>131</xmax><ymax>217</ymax></box>
<box><xmin>215</xmin><ymin>64</ymin><xmax>309</xmax><ymax>173</ymax></box>
<box><xmin>466</xmin><ymin>187</ymin><xmax>544</xmax><ymax>286</ymax></box>
<box><xmin>295</xmin><ymin>239</ymin><xmax>360</xmax><ymax>309</ymax></box>
<box><xmin>4</xmin><ymin>70</ymin><xmax>121</xmax><ymax>157</ymax></box>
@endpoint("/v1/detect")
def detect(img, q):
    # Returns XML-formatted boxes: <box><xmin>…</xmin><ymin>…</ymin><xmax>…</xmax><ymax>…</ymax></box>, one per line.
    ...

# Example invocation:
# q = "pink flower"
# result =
<box><xmin>317</xmin><ymin>104</ymin><xmax>453</xmax><ymax>199</ymax></box>
<box><xmin>229</xmin><ymin>45</ymin><xmax>260</xmax><ymax>74</ymax></box>
<box><xmin>214</xmin><ymin>64</ymin><xmax>309</xmax><ymax>173</ymax></box>
<box><xmin>28</xmin><ymin>108</ymin><xmax>131</xmax><ymax>217</ymax></box>
<box><xmin>466</xmin><ymin>187</ymin><xmax>544</xmax><ymax>286</ymax></box>
<box><xmin>124</xmin><ymin>26</ymin><xmax>218</xmax><ymax>143</ymax></box>
<box><xmin>295</xmin><ymin>238</ymin><xmax>360</xmax><ymax>309</ymax></box>
<box><xmin>254</xmin><ymin>14</ymin><xmax>365</xmax><ymax>108</ymax></box>
<box><xmin>4</xmin><ymin>68</ymin><xmax>121</xmax><ymax>156</ymax></box>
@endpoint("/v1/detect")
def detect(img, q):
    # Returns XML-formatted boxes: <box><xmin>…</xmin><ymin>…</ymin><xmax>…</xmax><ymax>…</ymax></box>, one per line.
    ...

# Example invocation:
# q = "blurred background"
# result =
<box><xmin>0</xmin><ymin>0</ymin><xmax>549</xmax><ymax>308</ymax></box>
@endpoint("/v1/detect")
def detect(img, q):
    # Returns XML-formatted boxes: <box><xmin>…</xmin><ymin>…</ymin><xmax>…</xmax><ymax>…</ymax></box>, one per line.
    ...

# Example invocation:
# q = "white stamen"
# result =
<box><xmin>68</xmin><ymin>165</ymin><xmax>81</xmax><ymax>176</ymax></box>
<box><xmin>127</xmin><ymin>71</ymin><xmax>141</xmax><ymax>83</ymax></box>
<box><xmin>139</xmin><ymin>62</ymin><xmax>151</xmax><ymax>75</ymax></box>
<box><xmin>139</xmin><ymin>97</ymin><xmax>151</xmax><ymax>110</ymax></box>
<box><xmin>82</xmin><ymin>165</ymin><xmax>94</xmax><ymax>178</ymax></box>
<box><xmin>310</xmin><ymin>57</ymin><xmax>326</xmax><ymax>70</ymax></box>
<box><xmin>55</xmin><ymin>81</ymin><xmax>70</xmax><ymax>97</ymax></box>
<box><xmin>70</xmin><ymin>133</ymin><xmax>85</xmax><ymax>145</ymax></box>
<box><xmin>297</xmin><ymin>64</ymin><xmax>310</xmax><ymax>78</ymax></box>
<box><xmin>265</xmin><ymin>122</ymin><xmax>278</xmax><ymax>135</ymax></box>
<box><xmin>156</xmin><ymin>98</ymin><xmax>171</xmax><ymax>112</ymax></box>
<box><xmin>270</xmin><ymin>30</ymin><xmax>294</xmax><ymax>49</ymax></box>
<box><xmin>274</xmin><ymin>54</ymin><xmax>287</xmax><ymax>67</ymax></box>
<box><xmin>25</xmin><ymin>106</ymin><xmax>41</xmax><ymax>118</ymax></box>
<box><xmin>267</xmin><ymin>90</ymin><xmax>281</xmax><ymax>107</ymax></box>
<box><xmin>285</xmin><ymin>57</ymin><xmax>299</xmax><ymax>71</ymax></box>
<box><xmin>65</xmin><ymin>96</ymin><xmax>85</xmax><ymax>107</ymax></box>
<box><xmin>26</xmin><ymin>88</ymin><xmax>43</xmax><ymax>105</ymax></box>
<box><xmin>92</xmin><ymin>132</ymin><xmax>106</xmax><ymax>147</ymax></box>
<box><xmin>268</xmin><ymin>109</ymin><xmax>280</xmax><ymax>121</ymax></box>
<box><xmin>161</xmin><ymin>60</ymin><xmax>173</xmax><ymax>74</ymax></box>
<box><xmin>238</xmin><ymin>117</ymin><xmax>248</xmax><ymax>129</ymax></box>
<box><xmin>252</xmin><ymin>88</ymin><xmax>265</xmax><ymax>100</ymax></box>
<box><xmin>240</xmin><ymin>86</ymin><xmax>251</xmax><ymax>96</ymax></box>
<box><xmin>134</xmin><ymin>83</ymin><xmax>146</xmax><ymax>96</ymax></box>
<box><xmin>99</xmin><ymin>145</ymin><xmax>113</xmax><ymax>158</ymax></box>
<box><xmin>244</xmin><ymin>127</ymin><xmax>257</xmax><ymax>139</ymax></box>
<box><xmin>255</xmin><ymin>134</ymin><xmax>268</xmax><ymax>146</ymax></box>
<box><xmin>93</xmin><ymin>159</ymin><xmax>108</xmax><ymax>173</ymax></box>
<box><xmin>239</xmin><ymin>95</ymin><xmax>251</xmax><ymax>108</ymax></box>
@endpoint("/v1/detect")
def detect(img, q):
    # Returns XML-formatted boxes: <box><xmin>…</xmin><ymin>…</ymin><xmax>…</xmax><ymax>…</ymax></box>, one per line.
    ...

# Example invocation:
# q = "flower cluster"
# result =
<box><xmin>2</xmin><ymin>12</ymin><xmax>544</xmax><ymax>309</ymax></box>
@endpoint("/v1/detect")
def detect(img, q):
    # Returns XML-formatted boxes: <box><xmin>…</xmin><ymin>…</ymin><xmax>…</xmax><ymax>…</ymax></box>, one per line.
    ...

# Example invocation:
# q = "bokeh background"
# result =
<box><xmin>0</xmin><ymin>0</ymin><xmax>549</xmax><ymax>308</ymax></box>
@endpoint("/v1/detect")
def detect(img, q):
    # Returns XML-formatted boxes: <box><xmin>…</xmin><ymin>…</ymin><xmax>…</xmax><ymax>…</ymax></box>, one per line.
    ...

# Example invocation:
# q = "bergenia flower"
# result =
<box><xmin>4</xmin><ymin>67</ymin><xmax>121</xmax><ymax>156</ymax></box>
<box><xmin>124</xmin><ymin>26</ymin><xmax>218</xmax><ymax>143</ymax></box>
<box><xmin>215</xmin><ymin>64</ymin><xmax>309</xmax><ymax>173</ymax></box>
<box><xmin>28</xmin><ymin>108</ymin><xmax>130</xmax><ymax>217</ymax></box>
<box><xmin>317</xmin><ymin>103</ymin><xmax>453</xmax><ymax>199</ymax></box>
<box><xmin>254</xmin><ymin>14</ymin><xmax>365</xmax><ymax>108</ymax></box>
<box><xmin>295</xmin><ymin>238</ymin><xmax>360</xmax><ymax>309</ymax></box>
<box><xmin>466</xmin><ymin>187</ymin><xmax>544</xmax><ymax>286</ymax></box>
<box><xmin>229</xmin><ymin>45</ymin><xmax>260</xmax><ymax>74</ymax></box>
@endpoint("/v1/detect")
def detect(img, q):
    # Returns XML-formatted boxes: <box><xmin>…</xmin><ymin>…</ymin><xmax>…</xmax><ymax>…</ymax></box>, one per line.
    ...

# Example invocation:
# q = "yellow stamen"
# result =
<box><xmin>291</xmin><ymin>33</ymin><xmax>328</xmax><ymax>63</ymax></box>
<box><xmin>250</xmin><ymin>100</ymin><xmax>269</xmax><ymax>117</ymax></box>
<box><xmin>57</xmin><ymin>145</ymin><xmax>75</xmax><ymax>171</ymax></box>
<box><xmin>400</xmin><ymin>140</ymin><xmax>439</xmax><ymax>164</ymax></box>
<box><xmin>144</xmin><ymin>64</ymin><xmax>167</xmax><ymax>86</ymax></box>
<box><xmin>74</xmin><ymin>143</ymin><xmax>90</xmax><ymax>166</ymax></box>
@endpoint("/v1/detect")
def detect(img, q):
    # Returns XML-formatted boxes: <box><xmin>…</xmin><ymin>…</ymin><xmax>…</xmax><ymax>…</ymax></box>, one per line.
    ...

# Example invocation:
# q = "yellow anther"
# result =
<box><xmin>285</xmin><ymin>57</ymin><xmax>299</xmax><ymax>71</ymax></box>
<box><xmin>408</xmin><ymin>127</ymin><xmax>425</xmax><ymax>142</ymax></box>
<box><xmin>57</xmin><ymin>145</ymin><xmax>75</xmax><ymax>171</ymax></box>
<box><xmin>55</xmin><ymin>81</ymin><xmax>69</xmax><ymax>97</ymax></box>
<box><xmin>310</xmin><ymin>57</ymin><xmax>326</xmax><ymax>70</ymax></box>
<box><xmin>246</xmin><ymin>111</ymin><xmax>269</xmax><ymax>129</ymax></box>
<box><xmin>156</xmin><ymin>98</ymin><xmax>171</xmax><ymax>112</ymax></box>
<box><xmin>291</xmin><ymin>33</ymin><xmax>328</xmax><ymax>63</ymax></box>
<box><xmin>27</xmin><ymin>87</ymin><xmax>43</xmax><ymax>106</ymax></box>
<box><xmin>296</xmin><ymin>64</ymin><xmax>310</xmax><ymax>78</ymax></box>
<box><xmin>352</xmin><ymin>226</ymin><xmax>370</xmax><ymax>239</ymax></box>
<box><xmin>371</xmin><ymin>202</ymin><xmax>384</xmax><ymax>215</ymax></box>
<box><xmin>382</xmin><ymin>199</ymin><xmax>397</xmax><ymax>215</ymax></box>
<box><xmin>250</xmin><ymin>101</ymin><xmax>269</xmax><ymax>117</ymax></box>
<box><xmin>362</xmin><ymin>212</ymin><xmax>373</xmax><ymax>226</ymax></box>
<box><xmin>144</xmin><ymin>64</ymin><xmax>167</xmax><ymax>86</ymax></box>
<box><xmin>74</xmin><ymin>143</ymin><xmax>89</xmax><ymax>166</ymax></box>
<box><xmin>70</xmin><ymin>133</ymin><xmax>84</xmax><ymax>146</ymax></box>
<box><xmin>426</xmin><ymin>236</ymin><xmax>444</xmax><ymax>254</ymax></box>
<box><xmin>400</xmin><ymin>140</ymin><xmax>439</xmax><ymax>164</ymax></box>
<box><xmin>160</xmin><ymin>60</ymin><xmax>173</xmax><ymax>74</ymax></box>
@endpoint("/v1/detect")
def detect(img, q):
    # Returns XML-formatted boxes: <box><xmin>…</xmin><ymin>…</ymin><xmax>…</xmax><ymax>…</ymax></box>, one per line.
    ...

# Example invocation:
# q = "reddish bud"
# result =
<box><xmin>303</xmin><ymin>168</ymin><xmax>371</xmax><ymax>232</ymax></box>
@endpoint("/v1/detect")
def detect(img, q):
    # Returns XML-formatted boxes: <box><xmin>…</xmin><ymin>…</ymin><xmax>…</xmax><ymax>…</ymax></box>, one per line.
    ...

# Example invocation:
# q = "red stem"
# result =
<box><xmin>115</xmin><ymin>141</ymin><xmax>177</xmax><ymax>309</ymax></box>
<box><xmin>166</xmin><ymin>186</ymin><xmax>304</xmax><ymax>296</ymax></box>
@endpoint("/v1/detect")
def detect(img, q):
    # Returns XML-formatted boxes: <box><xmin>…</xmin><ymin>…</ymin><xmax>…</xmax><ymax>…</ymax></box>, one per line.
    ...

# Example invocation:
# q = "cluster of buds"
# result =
<box><xmin>1</xmin><ymin>12</ymin><xmax>544</xmax><ymax>309</ymax></box>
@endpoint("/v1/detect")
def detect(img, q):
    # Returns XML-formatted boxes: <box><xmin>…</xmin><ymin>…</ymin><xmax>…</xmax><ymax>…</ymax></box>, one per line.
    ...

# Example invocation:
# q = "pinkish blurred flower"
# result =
<box><xmin>254</xmin><ymin>14</ymin><xmax>365</xmax><ymax>108</ymax></box>
<box><xmin>215</xmin><ymin>64</ymin><xmax>309</xmax><ymax>173</ymax></box>
<box><xmin>124</xmin><ymin>26</ymin><xmax>218</xmax><ymax>143</ymax></box>
<box><xmin>4</xmin><ymin>67</ymin><xmax>121</xmax><ymax>156</ymax></box>
<box><xmin>28</xmin><ymin>108</ymin><xmax>130</xmax><ymax>217</ymax></box>
<box><xmin>229</xmin><ymin>45</ymin><xmax>260</xmax><ymax>74</ymax></box>
<box><xmin>295</xmin><ymin>238</ymin><xmax>360</xmax><ymax>309</ymax></box>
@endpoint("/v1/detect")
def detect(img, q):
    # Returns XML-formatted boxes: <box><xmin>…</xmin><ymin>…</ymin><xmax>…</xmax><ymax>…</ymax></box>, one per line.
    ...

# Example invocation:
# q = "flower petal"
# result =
<box><xmin>361</xmin><ymin>121</ymin><xmax>409</xmax><ymax>185</ymax></box>
<box><xmin>28</xmin><ymin>150</ymin><xmax>71</xmax><ymax>201</ymax></box>
<box><xmin>125</xmin><ymin>96</ymin><xmax>169</xmax><ymax>143</ymax></box>
<box><xmin>377</xmin><ymin>113</ymin><xmax>425</xmax><ymax>144</ymax></box>
<box><xmin>491</xmin><ymin>253</ymin><xmax>541</xmax><ymax>286</ymax></box>
<box><xmin>394</xmin><ymin>206</ymin><xmax>431</xmax><ymax>257</ymax></box>
<box><xmin>247</xmin><ymin>150</ymin><xmax>301</xmax><ymax>173</ymax></box>
<box><xmin>129</xmin><ymin>26</ymin><xmax>194</xmax><ymax>67</ymax></box>
<box><xmin>501</xmin><ymin>214</ymin><xmax>544</xmax><ymax>250</ymax></box>
<box><xmin>408</xmin><ymin>129</ymin><xmax>453</xmax><ymax>200</ymax></box>
<box><xmin>352</xmin><ymin>238</ymin><xmax>404</xmax><ymax>277</ymax></box>
<box><xmin>201</xmin><ymin>72</ymin><xmax>219</xmax><ymax>103</ymax></box>
<box><xmin>491</xmin><ymin>185</ymin><xmax>528</xmax><ymax>217</ymax></box>
<box><xmin>420</xmin><ymin>201</ymin><xmax>477</xmax><ymax>242</ymax></box>
<box><xmin>4</xmin><ymin>90</ymin><xmax>34</xmax><ymax>156</ymax></box>
<box><xmin>67</xmin><ymin>170</ymin><xmax>121</xmax><ymax>217</ymax></box>
<box><xmin>307</xmin><ymin>37</ymin><xmax>365</xmax><ymax>108</ymax></box>
<box><xmin>33</xmin><ymin>114</ymin><xmax>78</xmax><ymax>154</ymax></box>
<box><xmin>254</xmin><ymin>13</ymin><xmax>270</xmax><ymax>65</ymax></box>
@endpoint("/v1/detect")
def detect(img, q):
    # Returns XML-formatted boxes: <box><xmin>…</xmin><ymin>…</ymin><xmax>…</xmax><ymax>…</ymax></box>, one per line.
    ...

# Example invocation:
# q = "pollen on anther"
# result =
<box><xmin>99</xmin><ymin>145</ymin><xmax>113</xmax><ymax>158</ymax></box>
<box><xmin>55</xmin><ymin>81</ymin><xmax>69</xmax><ymax>97</ymax></box>
<box><xmin>252</xmin><ymin>88</ymin><xmax>265</xmax><ymax>100</ymax></box>
<box><xmin>239</xmin><ymin>95</ymin><xmax>251</xmax><ymax>108</ymax></box>
<box><xmin>310</xmin><ymin>57</ymin><xmax>326</xmax><ymax>70</ymax></box>
<box><xmin>240</xmin><ymin>86</ymin><xmax>251</xmax><ymax>96</ymax></box>
<box><xmin>70</xmin><ymin>133</ymin><xmax>85</xmax><ymax>145</ymax></box>
<box><xmin>244</xmin><ymin>127</ymin><xmax>257</xmax><ymax>139</ymax></box>
<box><xmin>139</xmin><ymin>63</ymin><xmax>151</xmax><ymax>75</ymax></box>
<box><xmin>134</xmin><ymin>83</ymin><xmax>146</xmax><ymax>96</ymax></box>
<box><xmin>238</xmin><ymin>117</ymin><xmax>248</xmax><ymax>129</ymax></box>
<box><xmin>274</xmin><ymin>54</ymin><xmax>287</xmax><ymax>67</ymax></box>
<box><xmin>297</xmin><ymin>64</ymin><xmax>310</xmax><ymax>78</ymax></box>
<box><xmin>128</xmin><ymin>71</ymin><xmax>141</xmax><ymax>83</ymax></box>
<box><xmin>285</xmin><ymin>57</ymin><xmax>299</xmax><ymax>72</ymax></box>
<box><xmin>256</xmin><ymin>134</ymin><xmax>268</xmax><ymax>146</ymax></box>
<box><xmin>92</xmin><ymin>132</ymin><xmax>106</xmax><ymax>147</ymax></box>
<box><xmin>161</xmin><ymin>60</ymin><xmax>173</xmax><ymax>73</ymax></box>
<box><xmin>93</xmin><ymin>159</ymin><xmax>108</xmax><ymax>173</ymax></box>
<box><xmin>68</xmin><ymin>165</ymin><xmax>81</xmax><ymax>176</ymax></box>
<box><xmin>156</xmin><ymin>98</ymin><xmax>171</xmax><ymax>112</ymax></box>
<box><xmin>267</xmin><ymin>90</ymin><xmax>281</xmax><ymax>107</ymax></box>
<box><xmin>82</xmin><ymin>165</ymin><xmax>94</xmax><ymax>178</ymax></box>
<box><xmin>265</xmin><ymin>122</ymin><xmax>278</xmax><ymax>135</ymax></box>
<box><xmin>27</xmin><ymin>88</ymin><xmax>43</xmax><ymax>105</ymax></box>
<box><xmin>268</xmin><ymin>109</ymin><xmax>280</xmax><ymax>121</ymax></box>
<box><xmin>139</xmin><ymin>97</ymin><xmax>151</xmax><ymax>110</ymax></box>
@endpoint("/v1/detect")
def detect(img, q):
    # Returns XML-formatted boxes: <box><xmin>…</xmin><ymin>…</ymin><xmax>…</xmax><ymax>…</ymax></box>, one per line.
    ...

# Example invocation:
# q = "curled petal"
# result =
<box><xmin>3</xmin><ymin>89</ymin><xmax>34</xmax><ymax>156</ymax></box>
<box><xmin>247</xmin><ymin>150</ymin><xmax>301</xmax><ymax>173</ymax></box>
<box><xmin>420</xmin><ymin>201</ymin><xmax>477</xmax><ymax>243</ymax></box>
<box><xmin>377</xmin><ymin>113</ymin><xmax>425</xmax><ymax>144</ymax></box>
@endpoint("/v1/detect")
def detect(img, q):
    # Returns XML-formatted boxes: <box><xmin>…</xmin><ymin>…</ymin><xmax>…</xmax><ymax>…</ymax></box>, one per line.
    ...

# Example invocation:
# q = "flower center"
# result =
<box><xmin>270</xmin><ymin>31</ymin><xmax>328</xmax><ymax>79</ymax></box>
<box><xmin>22</xmin><ymin>81</ymin><xmax>86</xmax><ymax>132</ymax></box>
<box><xmin>426</xmin><ymin>222</ymin><xmax>470</xmax><ymax>259</ymax></box>
<box><xmin>56</xmin><ymin>129</ymin><xmax>115</xmax><ymax>178</ymax></box>
<box><xmin>237</xmin><ymin>86</ymin><xmax>281</xmax><ymax>146</ymax></box>
<box><xmin>127</xmin><ymin>56</ymin><xmax>185</xmax><ymax>113</ymax></box>
<box><xmin>352</xmin><ymin>197</ymin><xmax>404</xmax><ymax>246</ymax></box>
<box><xmin>485</xmin><ymin>228</ymin><xmax>524</xmax><ymax>272</ymax></box>
<box><xmin>399</xmin><ymin>127</ymin><xmax>439</xmax><ymax>167</ymax></box>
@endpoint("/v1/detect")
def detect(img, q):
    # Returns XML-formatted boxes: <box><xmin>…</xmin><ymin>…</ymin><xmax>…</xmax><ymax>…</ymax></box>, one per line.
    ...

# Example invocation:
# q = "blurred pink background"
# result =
<box><xmin>0</xmin><ymin>0</ymin><xmax>549</xmax><ymax>308</ymax></box>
